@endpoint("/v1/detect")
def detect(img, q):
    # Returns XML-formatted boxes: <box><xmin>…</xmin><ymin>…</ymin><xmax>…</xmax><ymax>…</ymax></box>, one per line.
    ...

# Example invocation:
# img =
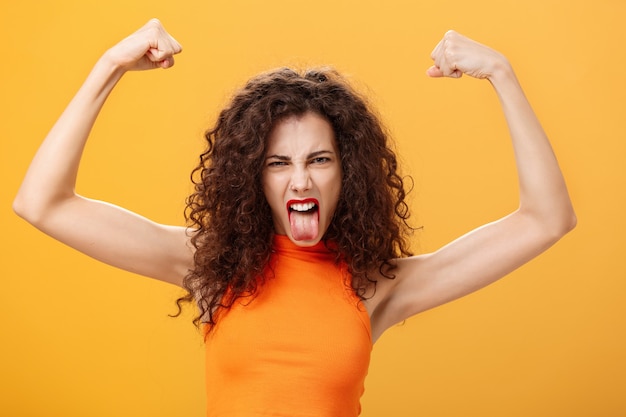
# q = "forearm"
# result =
<box><xmin>489</xmin><ymin>63</ymin><xmax>576</xmax><ymax>236</ymax></box>
<box><xmin>14</xmin><ymin>54</ymin><xmax>125</xmax><ymax>223</ymax></box>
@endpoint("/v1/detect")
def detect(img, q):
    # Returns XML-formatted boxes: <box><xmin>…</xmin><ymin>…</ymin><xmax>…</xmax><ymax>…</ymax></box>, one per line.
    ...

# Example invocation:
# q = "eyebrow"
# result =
<box><xmin>265</xmin><ymin>150</ymin><xmax>335</xmax><ymax>161</ymax></box>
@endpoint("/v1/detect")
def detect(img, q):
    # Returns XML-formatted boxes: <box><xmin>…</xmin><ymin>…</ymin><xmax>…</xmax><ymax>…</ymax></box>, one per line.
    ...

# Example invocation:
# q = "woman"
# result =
<box><xmin>13</xmin><ymin>19</ymin><xmax>576</xmax><ymax>416</ymax></box>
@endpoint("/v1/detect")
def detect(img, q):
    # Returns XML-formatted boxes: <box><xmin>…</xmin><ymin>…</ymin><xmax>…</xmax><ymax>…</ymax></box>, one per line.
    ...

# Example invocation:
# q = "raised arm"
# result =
<box><xmin>13</xmin><ymin>19</ymin><xmax>193</xmax><ymax>286</ymax></box>
<box><xmin>367</xmin><ymin>31</ymin><xmax>577</xmax><ymax>341</ymax></box>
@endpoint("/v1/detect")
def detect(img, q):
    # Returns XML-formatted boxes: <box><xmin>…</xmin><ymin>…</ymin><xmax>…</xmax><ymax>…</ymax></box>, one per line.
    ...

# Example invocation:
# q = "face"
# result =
<box><xmin>262</xmin><ymin>112</ymin><xmax>342</xmax><ymax>246</ymax></box>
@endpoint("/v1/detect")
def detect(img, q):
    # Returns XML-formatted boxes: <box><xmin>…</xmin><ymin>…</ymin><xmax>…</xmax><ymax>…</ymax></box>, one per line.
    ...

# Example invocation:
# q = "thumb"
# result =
<box><xmin>146</xmin><ymin>48</ymin><xmax>176</xmax><ymax>69</ymax></box>
<box><xmin>426</xmin><ymin>65</ymin><xmax>463</xmax><ymax>79</ymax></box>
<box><xmin>426</xmin><ymin>65</ymin><xmax>444</xmax><ymax>77</ymax></box>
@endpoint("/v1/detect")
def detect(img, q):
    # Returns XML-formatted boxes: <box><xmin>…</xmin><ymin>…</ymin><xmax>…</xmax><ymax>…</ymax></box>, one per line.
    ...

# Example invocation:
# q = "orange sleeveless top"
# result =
<box><xmin>204</xmin><ymin>235</ymin><xmax>372</xmax><ymax>417</ymax></box>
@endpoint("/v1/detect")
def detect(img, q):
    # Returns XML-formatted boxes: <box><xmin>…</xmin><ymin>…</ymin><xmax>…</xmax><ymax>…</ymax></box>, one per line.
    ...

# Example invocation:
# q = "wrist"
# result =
<box><xmin>487</xmin><ymin>57</ymin><xmax>516</xmax><ymax>89</ymax></box>
<box><xmin>76</xmin><ymin>53</ymin><xmax>126</xmax><ymax>104</ymax></box>
<box><xmin>99</xmin><ymin>49</ymin><xmax>130</xmax><ymax>78</ymax></box>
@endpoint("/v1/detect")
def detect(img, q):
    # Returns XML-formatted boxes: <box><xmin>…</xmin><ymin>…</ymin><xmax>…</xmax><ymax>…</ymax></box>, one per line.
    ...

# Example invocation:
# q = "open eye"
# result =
<box><xmin>310</xmin><ymin>157</ymin><xmax>330</xmax><ymax>165</ymax></box>
<box><xmin>267</xmin><ymin>160</ymin><xmax>288</xmax><ymax>167</ymax></box>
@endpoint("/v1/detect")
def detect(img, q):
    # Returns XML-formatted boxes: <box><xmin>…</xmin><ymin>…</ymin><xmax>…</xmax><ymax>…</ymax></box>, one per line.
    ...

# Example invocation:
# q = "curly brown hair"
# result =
<box><xmin>177</xmin><ymin>67</ymin><xmax>413</xmax><ymax>331</ymax></box>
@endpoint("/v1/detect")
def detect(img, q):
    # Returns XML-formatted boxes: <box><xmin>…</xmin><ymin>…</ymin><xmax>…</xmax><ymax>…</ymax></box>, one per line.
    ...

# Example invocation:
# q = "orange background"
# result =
<box><xmin>1</xmin><ymin>0</ymin><xmax>624</xmax><ymax>416</ymax></box>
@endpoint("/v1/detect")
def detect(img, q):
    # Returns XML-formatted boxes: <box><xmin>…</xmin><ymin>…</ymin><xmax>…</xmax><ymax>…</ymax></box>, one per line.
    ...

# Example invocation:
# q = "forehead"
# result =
<box><xmin>266</xmin><ymin>113</ymin><xmax>337</xmax><ymax>155</ymax></box>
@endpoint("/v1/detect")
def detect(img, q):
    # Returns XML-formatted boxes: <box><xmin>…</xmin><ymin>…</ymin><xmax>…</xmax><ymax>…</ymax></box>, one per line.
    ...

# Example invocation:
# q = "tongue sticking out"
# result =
<box><xmin>289</xmin><ymin>211</ymin><xmax>319</xmax><ymax>241</ymax></box>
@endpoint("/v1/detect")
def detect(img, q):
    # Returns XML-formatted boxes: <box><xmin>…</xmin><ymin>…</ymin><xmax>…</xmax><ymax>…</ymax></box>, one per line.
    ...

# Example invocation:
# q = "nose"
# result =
<box><xmin>289</xmin><ymin>165</ymin><xmax>312</xmax><ymax>193</ymax></box>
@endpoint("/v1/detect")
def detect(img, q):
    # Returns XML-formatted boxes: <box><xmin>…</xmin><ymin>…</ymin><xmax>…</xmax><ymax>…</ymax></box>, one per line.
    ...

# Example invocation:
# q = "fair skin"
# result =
<box><xmin>13</xmin><ymin>20</ymin><xmax>575</xmax><ymax>344</ymax></box>
<box><xmin>262</xmin><ymin>113</ymin><xmax>342</xmax><ymax>246</ymax></box>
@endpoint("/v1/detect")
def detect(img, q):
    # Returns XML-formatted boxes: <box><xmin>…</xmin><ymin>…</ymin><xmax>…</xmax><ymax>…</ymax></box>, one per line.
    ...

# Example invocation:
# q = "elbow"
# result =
<box><xmin>519</xmin><ymin>203</ymin><xmax>577</xmax><ymax>247</ymax></box>
<box><xmin>14</xmin><ymin>183</ymin><xmax>77</xmax><ymax>228</ymax></box>
<box><xmin>557</xmin><ymin>201</ymin><xmax>577</xmax><ymax>236</ymax></box>
<box><xmin>544</xmin><ymin>207</ymin><xmax>577</xmax><ymax>245</ymax></box>
<box><xmin>13</xmin><ymin>191</ymin><xmax>54</xmax><ymax>227</ymax></box>
<box><xmin>13</xmin><ymin>193</ymin><xmax>27</xmax><ymax>219</ymax></box>
<box><xmin>13</xmin><ymin>193</ymin><xmax>37</xmax><ymax>224</ymax></box>
<box><xmin>564</xmin><ymin>210</ymin><xmax>578</xmax><ymax>234</ymax></box>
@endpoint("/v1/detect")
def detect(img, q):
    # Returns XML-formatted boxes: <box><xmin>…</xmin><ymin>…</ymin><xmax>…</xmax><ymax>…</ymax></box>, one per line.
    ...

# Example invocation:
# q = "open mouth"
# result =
<box><xmin>286</xmin><ymin>198</ymin><xmax>320</xmax><ymax>241</ymax></box>
<box><xmin>288</xmin><ymin>200</ymin><xmax>318</xmax><ymax>214</ymax></box>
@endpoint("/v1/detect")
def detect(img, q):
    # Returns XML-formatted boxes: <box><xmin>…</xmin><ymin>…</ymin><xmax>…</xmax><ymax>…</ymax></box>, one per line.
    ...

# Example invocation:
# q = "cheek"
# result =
<box><xmin>324</xmin><ymin>172</ymin><xmax>343</xmax><ymax>210</ymax></box>
<box><xmin>261</xmin><ymin>175</ymin><xmax>273</xmax><ymax>206</ymax></box>
<box><xmin>261</xmin><ymin>174</ymin><xmax>284</xmax><ymax>210</ymax></box>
